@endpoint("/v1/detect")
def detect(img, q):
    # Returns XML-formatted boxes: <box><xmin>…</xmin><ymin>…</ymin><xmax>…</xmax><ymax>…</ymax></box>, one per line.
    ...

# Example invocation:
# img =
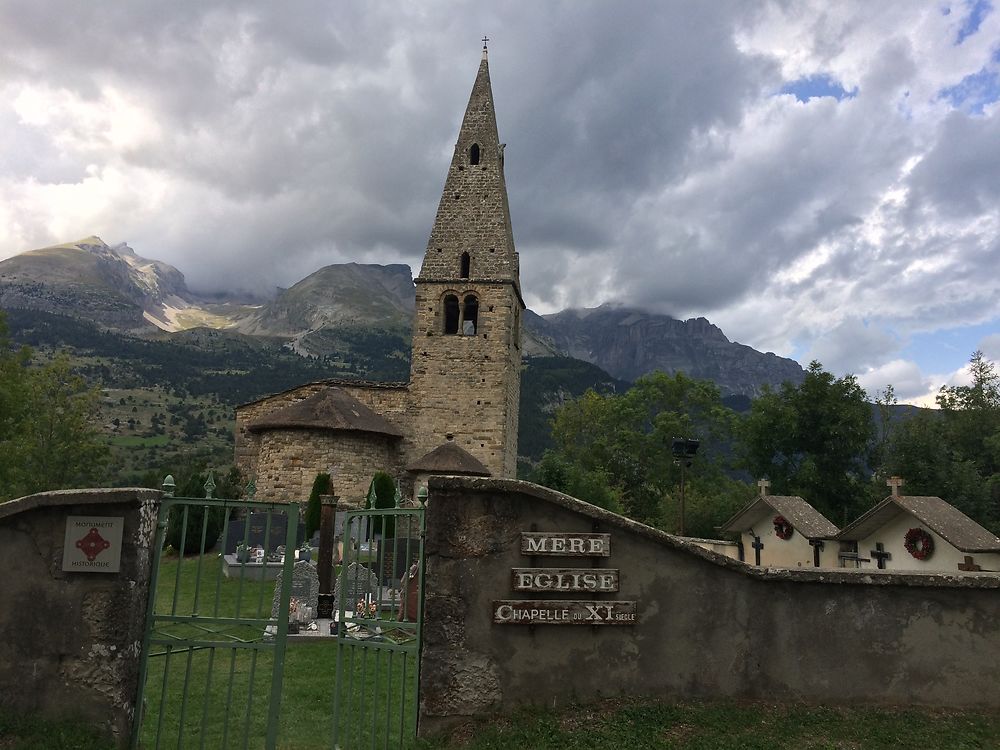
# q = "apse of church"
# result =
<box><xmin>234</xmin><ymin>48</ymin><xmax>523</xmax><ymax>504</ymax></box>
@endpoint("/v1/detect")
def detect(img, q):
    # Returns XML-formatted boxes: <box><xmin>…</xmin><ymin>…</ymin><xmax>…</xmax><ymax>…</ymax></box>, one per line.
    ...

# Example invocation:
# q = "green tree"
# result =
<box><xmin>164</xmin><ymin>471</ymin><xmax>227</xmax><ymax>553</ymax></box>
<box><xmin>366</xmin><ymin>471</ymin><xmax>397</xmax><ymax>536</ymax></box>
<box><xmin>0</xmin><ymin>314</ymin><xmax>109</xmax><ymax>500</ymax></box>
<box><xmin>882</xmin><ymin>351</ymin><xmax>1000</xmax><ymax>529</ymax></box>
<box><xmin>531</xmin><ymin>371</ymin><xmax>745</xmax><ymax>535</ymax></box>
<box><xmin>738</xmin><ymin>361</ymin><xmax>875</xmax><ymax>525</ymax></box>
<box><xmin>305</xmin><ymin>472</ymin><xmax>331</xmax><ymax>538</ymax></box>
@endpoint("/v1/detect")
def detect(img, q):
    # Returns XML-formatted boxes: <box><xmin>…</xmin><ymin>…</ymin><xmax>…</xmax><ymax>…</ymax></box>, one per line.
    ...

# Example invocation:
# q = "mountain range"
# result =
<box><xmin>0</xmin><ymin>237</ymin><xmax>805</xmax><ymax>398</ymax></box>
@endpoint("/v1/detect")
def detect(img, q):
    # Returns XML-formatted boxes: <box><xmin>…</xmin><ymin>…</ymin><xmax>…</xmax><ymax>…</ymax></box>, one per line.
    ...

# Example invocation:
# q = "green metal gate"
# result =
<box><xmin>330</xmin><ymin>491</ymin><xmax>426</xmax><ymax>749</ymax></box>
<box><xmin>132</xmin><ymin>476</ymin><xmax>299</xmax><ymax>749</ymax></box>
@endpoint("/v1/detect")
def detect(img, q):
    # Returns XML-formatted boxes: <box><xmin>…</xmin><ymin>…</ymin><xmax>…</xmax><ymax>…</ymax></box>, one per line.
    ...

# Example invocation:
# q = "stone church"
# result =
<box><xmin>235</xmin><ymin>49</ymin><xmax>523</xmax><ymax>506</ymax></box>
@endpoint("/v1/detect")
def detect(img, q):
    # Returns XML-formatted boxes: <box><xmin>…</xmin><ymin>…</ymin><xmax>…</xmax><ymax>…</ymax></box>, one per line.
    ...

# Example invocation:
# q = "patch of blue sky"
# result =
<box><xmin>902</xmin><ymin>318</ymin><xmax>1000</xmax><ymax>374</ymax></box>
<box><xmin>778</xmin><ymin>74</ymin><xmax>857</xmax><ymax>103</ymax></box>
<box><xmin>955</xmin><ymin>0</ymin><xmax>993</xmax><ymax>44</ymax></box>
<box><xmin>939</xmin><ymin>66</ymin><xmax>1000</xmax><ymax>113</ymax></box>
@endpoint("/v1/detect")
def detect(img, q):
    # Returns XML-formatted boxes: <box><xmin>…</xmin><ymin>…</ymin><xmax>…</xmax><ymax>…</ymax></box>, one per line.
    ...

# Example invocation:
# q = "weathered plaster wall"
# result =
<box><xmin>0</xmin><ymin>488</ymin><xmax>160</xmax><ymax>748</ymax></box>
<box><xmin>419</xmin><ymin>477</ymin><xmax>1000</xmax><ymax>736</ymax></box>
<box><xmin>856</xmin><ymin>509</ymin><xmax>1000</xmax><ymax>572</ymax></box>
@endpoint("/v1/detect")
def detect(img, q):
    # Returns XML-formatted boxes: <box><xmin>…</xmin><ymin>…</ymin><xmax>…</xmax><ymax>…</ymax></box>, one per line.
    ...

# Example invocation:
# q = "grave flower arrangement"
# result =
<box><xmin>773</xmin><ymin>515</ymin><xmax>794</xmax><ymax>540</ymax></box>
<box><xmin>236</xmin><ymin>542</ymin><xmax>251</xmax><ymax>563</ymax></box>
<box><xmin>904</xmin><ymin>527</ymin><xmax>934</xmax><ymax>560</ymax></box>
<box><xmin>356</xmin><ymin>597</ymin><xmax>378</xmax><ymax>619</ymax></box>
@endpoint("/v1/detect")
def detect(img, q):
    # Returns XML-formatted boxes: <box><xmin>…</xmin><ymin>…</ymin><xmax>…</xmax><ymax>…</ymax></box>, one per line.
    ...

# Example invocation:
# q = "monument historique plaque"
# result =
<box><xmin>494</xmin><ymin>532</ymin><xmax>637</xmax><ymax>626</ymax></box>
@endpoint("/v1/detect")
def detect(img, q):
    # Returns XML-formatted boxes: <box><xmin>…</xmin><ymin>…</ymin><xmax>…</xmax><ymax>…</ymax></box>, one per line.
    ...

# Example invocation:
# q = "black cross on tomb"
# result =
<box><xmin>871</xmin><ymin>542</ymin><xmax>891</xmax><ymax>569</ymax></box>
<box><xmin>751</xmin><ymin>535</ymin><xmax>764</xmax><ymax>566</ymax></box>
<box><xmin>809</xmin><ymin>539</ymin><xmax>824</xmax><ymax>568</ymax></box>
<box><xmin>958</xmin><ymin>555</ymin><xmax>982</xmax><ymax>572</ymax></box>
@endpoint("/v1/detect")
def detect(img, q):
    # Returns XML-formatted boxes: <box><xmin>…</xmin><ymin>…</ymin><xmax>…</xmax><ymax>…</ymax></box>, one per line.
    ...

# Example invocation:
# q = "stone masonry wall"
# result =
<box><xmin>254</xmin><ymin>428</ymin><xmax>403</xmax><ymax>507</ymax></box>
<box><xmin>234</xmin><ymin>380</ymin><xmax>411</xmax><ymax>491</ymax></box>
<box><xmin>410</xmin><ymin>281</ymin><xmax>520</xmax><ymax>477</ymax></box>
<box><xmin>419</xmin><ymin>477</ymin><xmax>1000</xmax><ymax>737</ymax></box>
<box><xmin>0</xmin><ymin>488</ymin><xmax>160</xmax><ymax>748</ymax></box>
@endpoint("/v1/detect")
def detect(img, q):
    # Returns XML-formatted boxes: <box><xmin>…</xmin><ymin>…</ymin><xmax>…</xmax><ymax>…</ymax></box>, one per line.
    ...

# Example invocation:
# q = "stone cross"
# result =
<box><xmin>751</xmin><ymin>535</ymin><xmax>764</xmax><ymax>566</ymax></box>
<box><xmin>870</xmin><ymin>542</ymin><xmax>891</xmax><ymax>569</ymax></box>
<box><xmin>809</xmin><ymin>538</ymin><xmax>824</xmax><ymax>568</ymax></box>
<box><xmin>958</xmin><ymin>555</ymin><xmax>982</xmax><ymax>572</ymax></box>
<box><xmin>887</xmin><ymin>476</ymin><xmax>904</xmax><ymax>497</ymax></box>
<box><xmin>757</xmin><ymin>478</ymin><xmax>771</xmax><ymax>497</ymax></box>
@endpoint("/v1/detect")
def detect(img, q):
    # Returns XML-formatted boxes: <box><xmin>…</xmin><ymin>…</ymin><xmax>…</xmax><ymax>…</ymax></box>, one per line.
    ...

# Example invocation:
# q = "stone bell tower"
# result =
<box><xmin>408</xmin><ymin>46</ymin><xmax>524</xmax><ymax>478</ymax></box>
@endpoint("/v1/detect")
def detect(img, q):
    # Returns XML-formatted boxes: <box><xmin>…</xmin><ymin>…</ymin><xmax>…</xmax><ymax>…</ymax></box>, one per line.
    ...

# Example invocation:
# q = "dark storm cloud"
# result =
<box><xmin>1</xmin><ymin>1</ymin><xmax>999</xmax><ymax>401</ymax></box>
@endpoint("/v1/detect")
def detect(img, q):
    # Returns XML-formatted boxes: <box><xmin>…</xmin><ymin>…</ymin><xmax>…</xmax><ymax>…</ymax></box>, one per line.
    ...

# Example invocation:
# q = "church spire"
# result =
<box><xmin>417</xmin><ymin>50</ymin><xmax>520</xmax><ymax>295</ymax></box>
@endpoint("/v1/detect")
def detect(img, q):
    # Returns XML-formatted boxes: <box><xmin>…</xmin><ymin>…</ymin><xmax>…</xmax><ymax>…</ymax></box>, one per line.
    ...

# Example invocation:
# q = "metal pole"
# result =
<box><xmin>679</xmin><ymin>460</ymin><xmax>685</xmax><ymax>536</ymax></box>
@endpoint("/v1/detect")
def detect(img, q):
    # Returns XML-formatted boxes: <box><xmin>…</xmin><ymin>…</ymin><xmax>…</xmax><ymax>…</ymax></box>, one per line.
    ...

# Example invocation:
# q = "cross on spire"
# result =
<box><xmin>887</xmin><ymin>476</ymin><xmax>905</xmax><ymax>497</ymax></box>
<box><xmin>757</xmin><ymin>478</ymin><xmax>771</xmax><ymax>497</ymax></box>
<box><xmin>482</xmin><ymin>35</ymin><xmax>490</xmax><ymax>49</ymax></box>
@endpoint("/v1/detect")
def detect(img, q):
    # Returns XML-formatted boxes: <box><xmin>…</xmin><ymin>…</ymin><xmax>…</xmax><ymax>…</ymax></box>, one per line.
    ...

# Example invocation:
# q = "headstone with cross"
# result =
<box><xmin>751</xmin><ymin>535</ymin><xmax>764</xmax><ymax>566</ymax></box>
<box><xmin>887</xmin><ymin>476</ymin><xmax>905</xmax><ymax>497</ymax></box>
<box><xmin>958</xmin><ymin>555</ymin><xmax>983</xmax><ymax>572</ymax></box>
<box><xmin>870</xmin><ymin>542</ymin><xmax>891</xmax><ymax>569</ymax></box>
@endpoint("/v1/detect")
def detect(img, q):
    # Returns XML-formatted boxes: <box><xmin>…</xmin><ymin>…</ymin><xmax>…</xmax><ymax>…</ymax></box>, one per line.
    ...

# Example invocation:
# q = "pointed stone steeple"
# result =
<box><xmin>417</xmin><ymin>50</ymin><xmax>520</xmax><ymax>291</ymax></box>
<box><xmin>409</xmin><ymin>51</ymin><xmax>523</xmax><ymax>479</ymax></box>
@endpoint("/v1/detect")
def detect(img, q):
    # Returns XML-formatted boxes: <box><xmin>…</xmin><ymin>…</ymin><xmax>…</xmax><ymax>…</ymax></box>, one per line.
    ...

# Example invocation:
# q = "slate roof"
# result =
<box><xmin>719</xmin><ymin>495</ymin><xmax>839</xmax><ymax>539</ymax></box>
<box><xmin>248</xmin><ymin>388</ymin><xmax>404</xmax><ymax>438</ymax></box>
<box><xmin>837</xmin><ymin>495</ymin><xmax>1000</xmax><ymax>553</ymax></box>
<box><xmin>406</xmin><ymin>442</ymin><xmax>491</xmax><ymax>476</ymax></box>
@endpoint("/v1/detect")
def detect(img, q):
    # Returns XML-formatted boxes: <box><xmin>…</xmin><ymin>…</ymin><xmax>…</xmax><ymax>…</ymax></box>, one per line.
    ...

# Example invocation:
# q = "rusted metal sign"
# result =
<box><xmin>511</xmin><ymin>568</ymin><xmax>619</xmax><ymax>593</ymax></box>
<box><xmin>520</xmin><ymin>532</ymin><xmax>610</xmax><ymax>557</ymax></box>
<box><xmin>493</xmin><ymin>600</ymin><xmax>637</xmax><ymax>625</ymax></box>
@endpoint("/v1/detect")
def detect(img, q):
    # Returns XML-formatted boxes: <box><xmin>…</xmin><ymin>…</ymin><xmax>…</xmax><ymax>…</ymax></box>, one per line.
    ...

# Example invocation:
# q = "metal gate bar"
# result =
<box><xmin>331</xmin><ymin>494</ymin><xmax>425</xmax><ymax>749</ymax></box>
<box><xmin>132</xmin><ymin>480</ymin><xmax>299</xmax><ymax>749</ymax></box>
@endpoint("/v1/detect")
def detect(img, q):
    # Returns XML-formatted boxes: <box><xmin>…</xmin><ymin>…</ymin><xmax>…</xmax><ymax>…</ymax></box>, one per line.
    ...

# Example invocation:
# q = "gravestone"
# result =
<box><xmin>225</xmin><ymin>512</ymin><xmax>305</xmax><ymax>554</ymax></box>
<box><xmin>333</xmin><ymin>562</ymin><xmax>379</xmax><ymax>613</ymax></box>
<box><xmin>271</xmin><ymin>560</ymin><xmax>319</xmax><ymax>619</ymax></box>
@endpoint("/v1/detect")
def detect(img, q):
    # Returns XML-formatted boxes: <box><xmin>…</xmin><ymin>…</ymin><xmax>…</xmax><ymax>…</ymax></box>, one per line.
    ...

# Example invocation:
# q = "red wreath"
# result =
<box><xmin>904</xmin><ymin>527</ymin><xmax>934</xmax><ymax>560</ymax></box>
<box><xmin>773</xmin><ymin>515</ymin><xmax>794</xmax><ymax>540</ymax></box>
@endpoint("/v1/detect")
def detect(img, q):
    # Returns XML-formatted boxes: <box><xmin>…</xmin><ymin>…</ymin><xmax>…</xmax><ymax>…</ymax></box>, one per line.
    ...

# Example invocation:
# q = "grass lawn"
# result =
<box><xmin>417</xmin><ymin>699</ymin><xmax>1000</xmax><ymax>749</ymax></box>
<box><xmin>137</xmin><ymin>555</ymin><xmax>419</xmax><ymax>749</ymax></box>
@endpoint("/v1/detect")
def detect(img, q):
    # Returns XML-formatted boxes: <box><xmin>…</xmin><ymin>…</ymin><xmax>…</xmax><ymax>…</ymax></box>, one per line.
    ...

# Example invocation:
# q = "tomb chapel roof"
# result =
<box><xmin>719</xmin><ymin>495</ymin><xmax>839</xmax><ymax>539</ymax></box>
<box><xmin>837</xmin><ymin>495</ymin><xmax>1000</xmax><ymax>552</ymax></box>
<box><xmin>247</xmin><ymin>387</ymin><xmax>404</xmax><ymax>438</ymax></box>
<box><xmin>406</xmin><ymin>442</ymin><xmax>491</xmax><ymax>476</ymax></box>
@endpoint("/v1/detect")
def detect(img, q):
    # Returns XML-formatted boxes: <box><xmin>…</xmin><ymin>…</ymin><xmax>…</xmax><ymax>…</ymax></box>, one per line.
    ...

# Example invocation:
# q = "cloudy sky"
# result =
<box><xmin>1</xmin><ymin>1</ymin><xmax>998</xmax><ymax>404</ymax></box>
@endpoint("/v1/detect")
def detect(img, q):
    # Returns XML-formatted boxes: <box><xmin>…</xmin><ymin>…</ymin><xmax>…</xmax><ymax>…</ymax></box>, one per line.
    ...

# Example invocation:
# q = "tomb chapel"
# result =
<box><xmin>835</xmin><ymin>478</ymin><xmax>1000</xmax><ymax>572</ymax></box>
<box><xmin>234</xmin><ymin>48</ymin><xmax>524</xmax><ymax>506</ymax></box>
<box><xmin>718</xmin><ymin>479</ymin><xmax>840</xmax><ymax>568</ymax></box>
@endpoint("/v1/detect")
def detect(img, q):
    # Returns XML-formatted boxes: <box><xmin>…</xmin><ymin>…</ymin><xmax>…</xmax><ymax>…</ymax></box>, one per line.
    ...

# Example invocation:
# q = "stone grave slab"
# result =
<box><xmin>271</xmin><ymin>560</ymin><xmax>319</xmax><ymax>619</ymax></box>
<box><xmin>333</xmin><ymin>562</ymin><xmax>379</xmax><ymax>613</ymax></box>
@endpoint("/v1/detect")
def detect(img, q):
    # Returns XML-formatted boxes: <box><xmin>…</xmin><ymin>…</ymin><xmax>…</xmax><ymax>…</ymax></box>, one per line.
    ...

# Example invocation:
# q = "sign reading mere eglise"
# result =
<box><xmin>520</xmin><ymin>532</ymin><xmax>610</xmax><ymax>557</ymax></box>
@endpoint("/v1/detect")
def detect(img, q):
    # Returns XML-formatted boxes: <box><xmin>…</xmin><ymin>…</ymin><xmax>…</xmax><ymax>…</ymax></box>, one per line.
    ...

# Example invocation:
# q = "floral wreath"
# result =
<box><xmin>904</xmin><ymin>527</ymin><xmax>934</xmax><ymax>560</ymax></box>
<box><xmin>773</xmin><ymin>515</ymin><xmax>794</xmax><ymax>540</ymax></box>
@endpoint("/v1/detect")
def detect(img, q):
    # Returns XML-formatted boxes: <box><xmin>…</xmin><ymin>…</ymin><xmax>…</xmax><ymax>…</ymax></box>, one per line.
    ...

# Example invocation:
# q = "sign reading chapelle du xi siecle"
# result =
<box><xmin>494</xmin><ymin>532</ymin><xmax>637</xmax><ymax>625</ymax></box>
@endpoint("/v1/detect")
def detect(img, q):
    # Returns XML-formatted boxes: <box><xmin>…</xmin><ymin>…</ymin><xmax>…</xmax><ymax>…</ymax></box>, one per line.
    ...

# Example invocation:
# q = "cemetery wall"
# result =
<box><xmin>419</xmin><ymin>477</ymin><xmax>1000</xmax><ymax>736</ymax></box>
<box><xmin>0</xmin><ymin>487</ymin><xmax>160</xmax><ymax>748</ymax></box>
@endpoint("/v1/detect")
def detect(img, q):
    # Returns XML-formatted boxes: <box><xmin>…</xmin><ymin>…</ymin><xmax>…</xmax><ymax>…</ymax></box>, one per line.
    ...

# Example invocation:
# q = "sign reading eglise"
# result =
<box><xmin>512</xmin><ymin>568</ymin><xmax>619</xmax><ymax>592</ymax></box>
<box><xmin>493</xmin><ymin>600</ymin><xmax>637</xmax><ymax>625</ymax></box>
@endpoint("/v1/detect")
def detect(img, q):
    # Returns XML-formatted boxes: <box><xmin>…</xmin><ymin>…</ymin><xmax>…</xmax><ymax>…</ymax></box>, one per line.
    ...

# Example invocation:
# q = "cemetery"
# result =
<box><xmin>3</xmin><ymin>40</ymin><xmax>1000</xmax><ymax>750</ymax></box>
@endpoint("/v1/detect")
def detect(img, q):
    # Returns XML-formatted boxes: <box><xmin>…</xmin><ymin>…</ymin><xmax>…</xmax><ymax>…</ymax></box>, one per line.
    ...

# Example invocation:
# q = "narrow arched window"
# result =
<box><xmin>460</xmin><ymin>252</ymin><xmax>470</xmax><ymax>279</ymax></box>
<box><xmin>443</xmin><ymin>295</ymin><xmax>460</xmax><ymax>335</ymax></box>
<box><xmin>469</xmin><ymin>143</ymin><xmax>480</xmax><ymax>165</ymax></box>
<box><xmin>462</xmin><ymin>295</ymin><xmax>479</xmax><ymax>335</ymax></box>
